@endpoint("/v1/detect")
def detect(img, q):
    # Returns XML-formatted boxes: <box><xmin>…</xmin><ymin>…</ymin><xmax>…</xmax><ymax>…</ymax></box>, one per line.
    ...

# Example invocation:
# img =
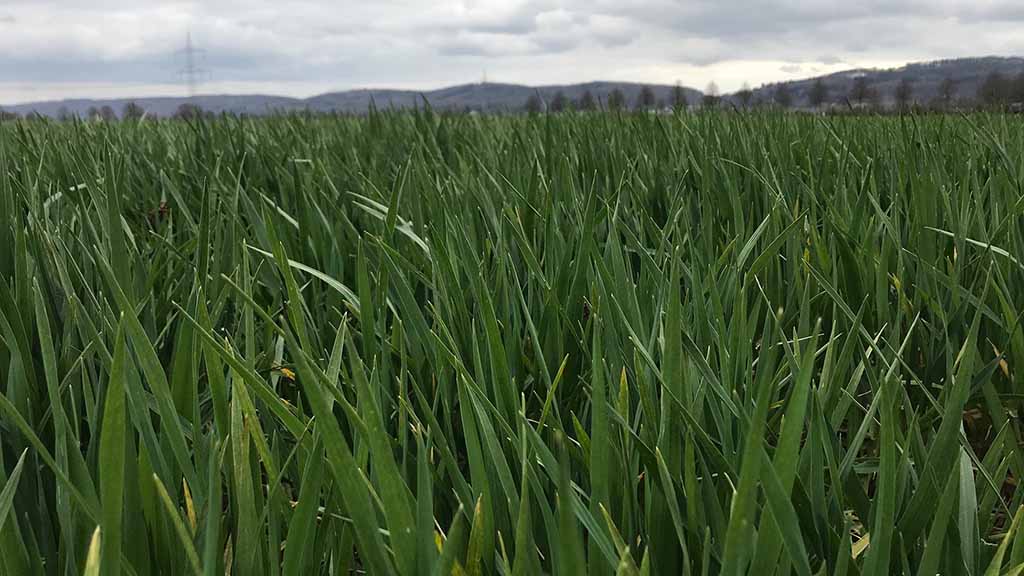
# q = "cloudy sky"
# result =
<box><xmin>1</xmin><ymin>0</ymin><xmax>1023</xmax><ymax>104</ymax></box>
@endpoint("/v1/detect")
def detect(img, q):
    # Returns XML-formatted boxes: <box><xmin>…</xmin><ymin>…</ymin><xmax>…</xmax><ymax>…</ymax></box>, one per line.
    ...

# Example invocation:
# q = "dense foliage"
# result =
<box><xmin>2</xmin><ymin>111</ymin><xmax>1024</xmax><ymax>575</ymax></box>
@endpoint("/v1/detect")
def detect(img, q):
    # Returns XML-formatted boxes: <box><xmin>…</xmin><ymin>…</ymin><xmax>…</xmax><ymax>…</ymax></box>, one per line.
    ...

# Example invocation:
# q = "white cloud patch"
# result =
<box><xmin>1</xmin><ymin>0</ymin><xmax>1023</xmax><ymax>104</ymax></box>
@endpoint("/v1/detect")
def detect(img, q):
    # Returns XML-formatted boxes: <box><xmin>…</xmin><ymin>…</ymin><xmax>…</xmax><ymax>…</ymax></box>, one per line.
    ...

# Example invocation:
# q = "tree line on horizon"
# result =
<box><xmin>524</xmin><ymin>69</ymin><xmax>1024</xmax><ymax>114</ymax></box>
<box><xmin>2</xmin><ymin>70</ymin><xmax>1024</xmax><ymax>122</ymax></box>
<box><xmin>760</xmin><ymin>69</ymin><xmax>1024</xmax><ymax>112</ymax></box>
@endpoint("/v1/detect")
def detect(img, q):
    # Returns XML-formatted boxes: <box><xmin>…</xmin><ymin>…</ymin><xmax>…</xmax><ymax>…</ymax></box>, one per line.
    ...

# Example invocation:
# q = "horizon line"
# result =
<box><xmin>3</xmin><ymin>54</ymin><xmax>1022</xmax><ymax>109</ymax></box>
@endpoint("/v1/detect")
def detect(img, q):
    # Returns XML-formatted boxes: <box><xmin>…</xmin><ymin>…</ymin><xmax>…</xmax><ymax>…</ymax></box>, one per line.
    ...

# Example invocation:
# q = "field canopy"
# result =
<box><xmin>1</xmin><ymin>110</ymin><xmax>1024</xmax><ymax>575</ymax></box>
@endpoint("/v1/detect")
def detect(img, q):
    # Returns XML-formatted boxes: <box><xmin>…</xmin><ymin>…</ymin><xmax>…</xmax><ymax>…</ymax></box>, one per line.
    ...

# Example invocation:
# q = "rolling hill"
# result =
<box><xmin>3</xmin><ymin>56</ymin><xmax>1022</xmax><ymax>117</ymax></box>
<box><xmin>746</xmin><ymin>56</ymin><xmax>1024</xmax><ymax>108</ymax></box>
<box><xmin>2</xmin><ymin>82</ymin><xmax>701</xmax><ymax>118</ymax></box>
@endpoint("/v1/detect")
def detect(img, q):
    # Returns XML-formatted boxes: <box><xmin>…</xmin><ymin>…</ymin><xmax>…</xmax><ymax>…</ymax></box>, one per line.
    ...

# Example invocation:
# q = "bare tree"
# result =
<box><xmin>671</xmin><ymin>82</ymin><xmax>688</xmax><ymax>111</ymax></box>
<box><xmin>849</xmin><ymin>76</ymin><xmax>876</xmax><ymax>107</ymax></box>
<box><xmin>100</xmin><ymin>105</ymin><xmax>117</xmax><ymax>121</ymax></box>
<box><xmin>607</xmin><ymin>89</ymin><xmax>626</xmax><ymax>111</ymax></box>
<box><xmin>1012</xmin><ymin>71</ymin><xmax>1024</xmax><ymax>103</ymax></box>
<box><xmin>736</xmin><ymin>82</ymin><xmax>753</xmax><ymax>108</ymax></box>
<box><xmin>578</xmin><ymin>90</ymin><xmax>597</xmax><ymax>111</ymax></box>
<box><xmin>174</xmin><ymin>103</ymin><xmax>203</xmax><ymax>120</ymax></box>
<box><xmin>550</xmin><ymin>91</ymin><xmax>568</xmax><ymax>113</ymax></box>
<box><xmin>122</xmin><ymin>102</ymin><xmax>145</xmax><ymax>120</ymax></box>
<box><xmin>978</xmin><ymin>71</ymin><xmax>1009</xmax><ymax>108</ymax></box>
<box><xmin>773</xmin><ymin>83</ymin><xmax>793</xmax><ymax>108</ymax></box>
<box><xmin>808</xmin><ymin>79</ymin><xmax>829</xmax><ymax>109</ymax></box>
<box><xmin>894</xmin><ymin>77</ymin><xmax>915</xmax><ymax>110</ymax></box>
<box><xmin>525</xmin><ymin>93</ymin><xmax>543</xmax><ymax>114</ymax></box>
<box><xmin>635</xmin><ymin>86</ymin><xmax>656</xmax><ymax>111</ymax></box>
<box><xmin>938</xmin><ymin>77</ymin><xmax>958</xmax><ymax>107</ymax></box>
<box><xmin>702</xmin><ymin>81</ymin><xmax>720</xmax><ymax>108</ymax></box>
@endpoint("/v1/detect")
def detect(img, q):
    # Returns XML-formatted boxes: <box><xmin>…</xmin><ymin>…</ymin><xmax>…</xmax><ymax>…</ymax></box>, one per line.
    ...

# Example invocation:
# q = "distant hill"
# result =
<box><xmin>744</xmin><ymin>56</ymin><xmax>1024</xmax><ymax>108</ymax></box>
<box><xmin>2</xmin><ymin>94</ymin><xmax>303</xmax><ymax>119</ymax></box>
<box><xmin>2</xmin><ymin>82</ymin><xmax>702</xmax><ymax>118</ymax></box>
<box><xmin>306</xmin><ymin>82</ymin><xmax>702</xmax><ymax>113</ymax></box>
<box><xmin>5</xmin><ymin>56</ymin><xmax>1022</xmax><ymax>117</ymax></box>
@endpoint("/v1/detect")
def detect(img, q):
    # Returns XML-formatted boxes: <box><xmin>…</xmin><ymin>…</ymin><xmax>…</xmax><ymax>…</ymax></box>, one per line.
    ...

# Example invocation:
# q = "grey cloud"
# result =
<box><xmin>438</xmin><ymin>38</ymin><xmax>497</xmax><ymax>58</ymax></box>
<box><xmin>437</xmin><ymin>31</ymin><xmax>578</xmax><ymax>58</ymax></box>
<box><xmin>0</xmin><ymin>52</ymin><xmax>291</xmax><ymax>84</ymax></box>
<box><xmin>593</xmin><ymin>34</ymin><xmax>633</xmax><ymax>49</ymax></box>
<box><xmin>441</xmin><ymin>0</ymin><xmax>559</xmax><ymax>36</ymax></box>
<box><xmin>459</xmin><ymin>16</ymin><xmax>536</xmax><ymax>35</ymax></box>
<box><xmin>589</xmin><ymin>1</ymin><xmax>878</xmax><ymax>38</ymax></box>
<box><xmin>576</xmin><ymin>0</ymin><xmax>1023</xmax><ymax>65</ymax></box>
<box><xmin>949</xmin><ymin>1</ymin><xmax>1024</xmax><ymax>22</ymax></box>
<box><xmin>585</xmin><ymin>14</ymin><xmax>635</xmax><ymax>47</ymax></box>
<box><xmin>2</xmin><ymin>0</ymin><xmax>1024</xmax><ymax>103</ymax></box>
<box><xmin>533</xmin><ymin>34</ymin><xmax>580</xmax><ymax>54</ymax></box>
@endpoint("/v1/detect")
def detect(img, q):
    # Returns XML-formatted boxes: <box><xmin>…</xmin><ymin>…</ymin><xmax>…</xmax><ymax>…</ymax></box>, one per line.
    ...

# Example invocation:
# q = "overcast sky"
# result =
<box><xmin>2</xmin><ymin>0</ymin><xmax>1023</xmax><ymax>104</ymax></box>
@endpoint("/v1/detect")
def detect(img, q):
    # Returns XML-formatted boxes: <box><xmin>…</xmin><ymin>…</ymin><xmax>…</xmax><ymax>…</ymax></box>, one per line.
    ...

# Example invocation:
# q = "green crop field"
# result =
<box><xmin>1</xmin><ymin>110</ymin><xmax>1024</xmax><ymax>575</ymax></box>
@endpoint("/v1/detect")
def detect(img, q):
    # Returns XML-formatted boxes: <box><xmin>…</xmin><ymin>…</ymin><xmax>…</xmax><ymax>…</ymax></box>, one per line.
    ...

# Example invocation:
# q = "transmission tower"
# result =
<box><xmin>178</xmin><ymin>32</ymin><xmax>207</xmax><ymax>98</ymax></box>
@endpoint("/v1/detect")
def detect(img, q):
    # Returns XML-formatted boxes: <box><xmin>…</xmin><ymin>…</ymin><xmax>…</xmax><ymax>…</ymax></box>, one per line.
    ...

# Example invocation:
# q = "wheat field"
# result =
<box><xmin>1</xmin><ymin>110</ymin><xmax>1024</xmax><ymax>575</ymax></box>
